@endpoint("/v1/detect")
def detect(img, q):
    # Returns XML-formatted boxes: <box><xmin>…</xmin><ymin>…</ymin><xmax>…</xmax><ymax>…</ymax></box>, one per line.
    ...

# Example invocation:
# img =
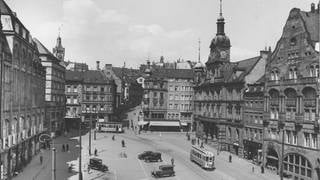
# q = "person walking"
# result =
<box><xmin>252</xmin><ymin>166</ymin><xmax>255</xmax><ymax>173</ymax></box>
<box><xmin>66</xmin><ymin>144</ymin><xmax>69</xmax><ymax>152</ymax></box>
<box><xmin>62</xmin><ymin>144</ymin><xmax>65</xmax><ymax>152</ymax></box>
<box><xmin>40</xmin><ymin>155</ymin><xmax>43</xmax><ymax>165</ymax></box>
<box><xmin>94</xmin><ymin>148</ymin><xmax>98</xmax><ymax>156</ymax></box>
<box><xmin>229</xmin><ymin>154</ymin><xmax>232</xmax><ymax>163</ymax></box>
<box><xmin>171</xmin><ymin>158</ymin><xmax>174</xmax><ymax>166</ymax></box>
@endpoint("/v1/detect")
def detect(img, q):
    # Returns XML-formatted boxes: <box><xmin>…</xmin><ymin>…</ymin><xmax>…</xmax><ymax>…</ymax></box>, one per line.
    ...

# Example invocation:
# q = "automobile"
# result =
<box><xmin>144</xmin><ymin>152</ymin><xmax>162</xmax><ymax>162</ymax></box>
<box><xmin>88</xmin><ymin>158</ymin><xmax>108</xmax><ymax>172</ymax></box>
<box><xmin>138</xmin><ymin>151</ymin><xmax>157</xmax><ymax>160</ymax></box>
<box><xmin>151</xmin><ymin>165</ymin><xmax>175</xmax><ymax>178</ymax></box>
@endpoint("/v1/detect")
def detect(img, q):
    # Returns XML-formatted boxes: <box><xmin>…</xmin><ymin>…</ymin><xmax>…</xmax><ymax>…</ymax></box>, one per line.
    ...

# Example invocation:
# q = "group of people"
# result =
<box><xmin>62</xmin><ymin>144</ymin><xmax>70</xmax><ymax>152</ymax></box>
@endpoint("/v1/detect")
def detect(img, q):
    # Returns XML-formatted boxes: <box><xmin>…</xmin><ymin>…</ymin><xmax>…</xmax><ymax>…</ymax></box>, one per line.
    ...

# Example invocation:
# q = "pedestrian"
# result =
<box><xmin>197</xmin><ymin>138</ymin><xmax>199</xmax><ymax>145</ymax></box>
<box><xmin>261</xmin><ymin>166</ymin><xmax>264</xmax><ymax>173</ymax></box>
<box><xmin>171</xmin><ymin>158</ymin><xmax>174</xmax><ymax>166</ymax></box>
<box><xmin>229</xmin><ymin>154</ymin><xmax>232</xmax><ymax>163</ymax></box>
<box><xmin>252</xmin><ymin>166</ymin><xmax>255</xmax><ymax>173</ymax></box>
<box><xmin>62</xmin><ymin>144</ymin><xmax>65</xmax><ymax>152</ymax></box>
<box><xmin>200</xmin><ymin>142</ymin><xmax>204</xmax><ymax>148</ymax></box>
<box><xmin>87</xmin><ymin>164</ymin><xmax>91</xmax><ymax>174</ymax></box>
<box><xmin>40</xmin><ymin>155</ymin><xmax>43</xmax><ymax>165</ymax></box>
<box><xmin>66</xmin><ymin>144</ymin><xmax>69</xmax><ymax>152</ymax></box>
<box><xmin>94</xmin><ymin>148</ymin><xmax>98</xmax><ymax>156</ymax></box>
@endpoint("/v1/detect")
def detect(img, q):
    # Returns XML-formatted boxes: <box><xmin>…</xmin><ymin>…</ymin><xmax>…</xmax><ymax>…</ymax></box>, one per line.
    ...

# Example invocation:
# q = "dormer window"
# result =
<box><xmin>289</xmin><ymin>66</ymin><xmax>297</xmax><ymax>79</ymax></box>
<box><xmin>270</xmin><ymin>69</ymin><xmax>279</xmax><ymax>81</ymax></box>
<box><xmin>309</xmin><ymin>64</ymin><xmax>319</xmax><ymax>77</ymax></box>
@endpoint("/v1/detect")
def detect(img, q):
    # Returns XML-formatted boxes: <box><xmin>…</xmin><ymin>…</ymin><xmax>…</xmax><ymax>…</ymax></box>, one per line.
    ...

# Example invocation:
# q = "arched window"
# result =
<box><xmin>270</xmin><ymin>69</ymin><xmax>280</xmax><ymax>81</ymax></box>
<box><xmin>283</xmin><ymin>153</ymin><xmax>312</xmax><ymax>179</ymax></box>
<box><xmin>288</xmin><ymin>66</ymin><xmax>297</xmax><ymax>79</ymax></box>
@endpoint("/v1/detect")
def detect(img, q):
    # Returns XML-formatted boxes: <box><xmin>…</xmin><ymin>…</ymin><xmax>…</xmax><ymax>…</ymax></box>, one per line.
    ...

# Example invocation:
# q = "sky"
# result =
<box><xmin>5</xmin><ymin>0</ymin><xmax>318</xmax><ymax>69</ymax></box>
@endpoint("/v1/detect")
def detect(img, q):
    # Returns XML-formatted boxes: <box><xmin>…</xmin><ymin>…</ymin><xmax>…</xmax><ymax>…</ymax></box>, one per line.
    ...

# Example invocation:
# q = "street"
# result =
<box><xmin>13</xmin><ymin>129</ymin><xmax>281</xmax><ymax>180</ymax></box>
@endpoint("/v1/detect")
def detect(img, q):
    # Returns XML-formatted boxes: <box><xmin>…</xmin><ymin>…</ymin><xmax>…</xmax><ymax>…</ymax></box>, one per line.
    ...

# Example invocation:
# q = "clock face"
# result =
<box><xmin>220</xmin><ymin>51</ymin><xmax>227</xmax><ymax>58</ymax></box>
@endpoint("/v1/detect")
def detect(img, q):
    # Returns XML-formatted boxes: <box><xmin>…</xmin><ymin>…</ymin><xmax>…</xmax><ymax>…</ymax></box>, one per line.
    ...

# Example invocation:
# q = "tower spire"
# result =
<box><xmin>198</xmin><ymin>38</ymin><xmax>201</xmax><ymax>63</ymax></box>
<box><xmin>219</xmin><ymin>0</ymin><xmax>223</xmax><ymax>17</ymax></box>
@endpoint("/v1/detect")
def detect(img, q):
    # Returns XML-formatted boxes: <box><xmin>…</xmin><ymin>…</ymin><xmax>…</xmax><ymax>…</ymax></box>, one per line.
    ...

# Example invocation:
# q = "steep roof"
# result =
<box><xmin>0</xmin><ymin>0</ymin><xmax>13</xmax><ymax>14</ymax></box>
<box><xmin>149</xmin><ymin>69</ymin><xmax>194</xmax><ymax>79</ymax></box>
<box><xmin>66</xmin><ymin>70</ymin><xmax>114</xmax><ymax>84</ymax></box>
<box><xmin>300</xmin><ymin>10</ymin><xmax>320</xmax><ymax>42</ymax></box>
<box><xmin>234</xmin><ymin>56</ymin><xmax>261</xmax><ymax>80</ymax></box>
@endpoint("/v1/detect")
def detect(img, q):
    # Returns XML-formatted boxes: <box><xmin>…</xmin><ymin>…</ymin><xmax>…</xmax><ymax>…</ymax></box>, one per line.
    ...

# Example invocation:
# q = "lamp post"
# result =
<box><xmin>278</xmin><ymin>121</ymin><xmax>285</xmax><ymax>180</ymax></box>
<box><xmin>89</xmin><ymin>107</ymin><xmax>92</xmax><ymax>156</ymax></box>
<box><xmin>78</xmin><ymin>116</ymin><xmax>83</xmax><ymax>180</ymax></box>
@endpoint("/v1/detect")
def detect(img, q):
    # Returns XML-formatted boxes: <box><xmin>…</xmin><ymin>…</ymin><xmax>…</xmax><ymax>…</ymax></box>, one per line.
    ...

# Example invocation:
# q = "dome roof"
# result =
<box><xmin>194</xmin><ymin>62</ymin><xmax>204</xmax><ymax>69</ymax></box>
<box><xmin>210</xmin><ymin>35</ymin><xmax>231</xmax><ymax>49</ymax></box>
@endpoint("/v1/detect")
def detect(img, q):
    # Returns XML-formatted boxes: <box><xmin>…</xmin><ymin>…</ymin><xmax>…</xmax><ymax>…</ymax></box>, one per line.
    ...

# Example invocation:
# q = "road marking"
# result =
<box><xmin>138</xmin><ymin>159</ymin><xmax>149</xmax><ymax>179</ymax></box>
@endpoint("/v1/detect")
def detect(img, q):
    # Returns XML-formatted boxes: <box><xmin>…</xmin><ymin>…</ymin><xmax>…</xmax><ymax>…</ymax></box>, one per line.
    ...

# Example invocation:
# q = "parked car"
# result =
<box><xmin>151</xmin><ymin>165</ymin><xmax>175</xmax><ymax>178</ymax></box>
<box><xmin>144</xmin><ymin>152</ymin><xmax>162</xmax><ymax>162</ymax></box>
<box><xmin>138</xmin><ymin>151</ymin><xmax>162</xmax><ymax>161</ymax></box>
<box><xmin>88</xmin><ymin>158</ymin><xmax>108</xmax><ymax>172</ymax></box>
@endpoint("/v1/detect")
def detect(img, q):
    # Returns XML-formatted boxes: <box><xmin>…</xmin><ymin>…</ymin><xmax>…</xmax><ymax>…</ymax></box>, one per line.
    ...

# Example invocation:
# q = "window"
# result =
<box><xmin>292</xmin><ymin>132</ymin><xmax>297</xmax><ymax>145</ymax></box>
<box><xmin>67</xmin><ymin>86</ymin><xmax>71</xmax><ymax>92</ymax></box>
<box><xmin>160</xmin><ymin>93</ymin><xmax>164</xmax><ymax>99</ymax></box>
<box><xmin>101</xmin><ymin>87</ymin><xmax>104</xmax><ymax>92</ymax></box>
<box><xmin>154</xmin><ymin>92</ymin><xmax>157</xmax><ymax>97</ymax></box>
<box><xmin>169</xmin><ymin>104</ymin><xmax>173</xmax><ymax>109</ymax></box>
<box><xmin>311</xmin><ymin>134</ymin><xmax>317</xmax><ymax>149</ymax></box>
<box><xmin>169</xmin><ymin>94</ymin><xmax>173</xmax><ymax>100</ymax></box>
<box><xmin>175</xmin><ymin>86</ymin><xmax>178</xmax><ymax>91</ymax></box>
<box><xmin>304</xmin><ymin>133</ymin><xmax>311</xmax><ymax>147</ymax></box>
<box><xmin>283</xmin><ymin>154</ymin><xmax>312</xmax><ymax>179</ymax></box>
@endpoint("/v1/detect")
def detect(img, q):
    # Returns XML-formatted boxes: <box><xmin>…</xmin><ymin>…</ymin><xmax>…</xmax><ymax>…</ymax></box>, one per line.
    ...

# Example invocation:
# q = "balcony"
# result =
<box><xmin>285</xmin><ymin>98</ymin><xmax>296</xmax><ymax>107</ymax></box>
<box><xmin>270</xmin><ymin>99</ymin><xmax>279</xmax><ymax>106</ymax></box>
<box><xmin>303</xmin><ymin>98</ymin><xmax>316</xmax><ymax>107</ymax></box>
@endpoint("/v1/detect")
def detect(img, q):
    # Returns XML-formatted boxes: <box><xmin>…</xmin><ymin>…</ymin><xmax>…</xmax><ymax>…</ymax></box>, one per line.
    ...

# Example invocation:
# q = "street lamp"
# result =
<box><xmin>78</xmin><ymin>116</ymin><xmax>83</xmax><ymax>180</ymax></box>
<box><xmin>278</xmin><ymin>120</ymin><xmax>285</xmax><ymax>180</ymax></box>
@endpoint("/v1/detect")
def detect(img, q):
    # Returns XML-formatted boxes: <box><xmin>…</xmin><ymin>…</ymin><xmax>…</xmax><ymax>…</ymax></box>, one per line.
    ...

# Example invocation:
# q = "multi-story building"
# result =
<box><xmin>193</xmin><ymin>3</ymin><xmax>268</xmax><ymax>157</ymax></box>
<box><xmin>166</xmin><ymin>70</ymin><xmax>194</xmax><ymax>130</ymax></box>
<box><xmin>34</xmin><ymin>37</ymin><xmax>66</xmax><ymax>135</ymax></box>
<box><xmin>102</xmin><ymin>63</ymin><xmax>143</xmax><ymax>108</ymax></box>
<box><xmin>242</xmin><ymin>77</ymin><xmax>265</xmax><ymax>163</ymax></box>
<box><xmin>263</xmin><ymin>3</ymin><xmax>320</xmax><ymax>180</ymax></box>
<box><xmin>0</xmin><ymin>1</ymin><xmax>46</xmax><ymax>178</ymax></box>
<box><xmin>65</xmin><ymin>68</ymin><xmax>116</xmax><ymax>129</ymax></box>
<box><xmin>142</xmin><ymin>61</ymin><xmax>194</xmax><ymax>131</ymax></box>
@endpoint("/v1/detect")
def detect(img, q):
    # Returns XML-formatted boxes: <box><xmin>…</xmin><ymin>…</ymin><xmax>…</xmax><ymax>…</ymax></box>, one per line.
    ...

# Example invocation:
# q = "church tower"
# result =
<box><xmin>53</xmin><ymin>34</ymin><xmax>65</xmax><ymax>61</ymax></box>
<box><xmin>206</xmin><ymin>0</ymin><xmax>231</xmax><ymax>73</ymax></box>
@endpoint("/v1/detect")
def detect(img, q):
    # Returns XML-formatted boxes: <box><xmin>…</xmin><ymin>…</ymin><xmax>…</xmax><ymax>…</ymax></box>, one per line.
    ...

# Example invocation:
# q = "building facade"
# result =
<box><xmin>243</xmin><ymin>78</ymin><xmax>265</xmax><ymax>163</ymax></box>
<box><xmin>0</xmin><ymin>1</ymin><xmax>46</xmax><ymax>179</ymax></box>
<box><xmin>65</xmin><ymin>70</ymin><xmax>116</xmax><ymax>129</ymax></box>
<box><xmin>34</xmin><ymin>38</ymin><xmax>66</xmax><ymax>135</ymax></box>
<box><xmin>193</xmin><ymin>4</ymin><xmax>267</xmax><ymax>157</ymax></box>
<box><xmin>142</xmin><ymin>61</ymin><xmax>194</xmax><ymax>131</ymax></box>
<box><xmin>263</xmin><ymin>4</ymin><xmax>320</xmax><ymax>180</ymax></box>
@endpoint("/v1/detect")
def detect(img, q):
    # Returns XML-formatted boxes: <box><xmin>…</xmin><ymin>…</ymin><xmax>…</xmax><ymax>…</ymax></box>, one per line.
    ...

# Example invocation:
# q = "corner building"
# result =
<box><xmin>0</xmin><ymin>1</ymin><xmax>46</xmax><ymax>179</ymax></box>
<box><xmin>193</xmin><ymin>5</ymin><xmax>268</xmax><ymax>156</ymax></box>
<box><xmin>263</xmin><ymin>4</ymin><xmax>320</xmax><ymax>180</ymax></box>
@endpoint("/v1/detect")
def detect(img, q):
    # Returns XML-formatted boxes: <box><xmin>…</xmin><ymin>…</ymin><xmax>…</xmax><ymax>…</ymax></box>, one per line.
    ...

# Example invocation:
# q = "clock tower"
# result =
<box><xmin>53</xmin><ymin>34</ymin><xmax>65</xmax><ymax>61</ymax></box>
<box><xmin>206</xmin><ymin>0</ymin><xmax>231</xmax><ymax>72</ymax></box>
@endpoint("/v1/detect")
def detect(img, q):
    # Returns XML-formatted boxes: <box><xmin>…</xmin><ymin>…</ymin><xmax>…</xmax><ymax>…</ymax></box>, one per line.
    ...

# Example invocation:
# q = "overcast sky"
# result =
<box><xmin>6</xmin><ymin>0</ymin><xmax>317</xmax><ymax>69</ymax></box>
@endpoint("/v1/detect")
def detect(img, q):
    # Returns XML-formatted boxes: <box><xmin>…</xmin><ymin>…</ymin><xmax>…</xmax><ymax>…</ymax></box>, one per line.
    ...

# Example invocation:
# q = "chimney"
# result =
<box><xmin>260</xmin><ymin>47</ymin><xmax>272</xmax><ymax>58</ymax></box>
<box><xmin>311</xmin><ymin>3</ymin><xmax>315</xmax><ymax>13</ymax></box>
<box><xmin>96</xmin><ymin>61</ymin><xmax>100</xmax><ymax>70</ymax></box>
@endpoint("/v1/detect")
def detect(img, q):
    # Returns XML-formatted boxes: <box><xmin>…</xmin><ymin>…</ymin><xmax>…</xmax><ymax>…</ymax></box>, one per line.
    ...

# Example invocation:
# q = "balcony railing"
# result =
<box><xmin>285</xmin><ymin>98</ymin><xmax>296</xmax><ymax>107</ymax></box>
<box><xmin>303</xmin><ymin>98</ymin><xmax>316</xmax><ymax>107</ymax></box>
<box><xmin>270</xmin><ymin>99</ymin><xmax>279</xmax><ymax>106</ymax></box>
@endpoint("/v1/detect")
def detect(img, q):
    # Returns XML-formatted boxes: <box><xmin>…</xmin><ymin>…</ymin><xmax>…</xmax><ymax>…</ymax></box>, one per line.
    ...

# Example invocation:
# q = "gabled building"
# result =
<box><xmin>34</xmin><ymin>38</ymin><xmax>66</xmax><ymax>135</ymax></box>
<box><xmin>0</xmin><ymin>1</ymin><xmax>46</xmax><ymax>178</ymax></box>
<box><xmin>263</xmin><ymin>3</ymin><xmax>320</xmax><ymax>180</ymax></box>
<box><xmin>142</xmin><ymin>61</ymin><xmax>194</xmax><ymax>131</ymax></box>
<box><xmin>65</xmin><ymin>69</ymin><xmax>117</xmax><ymax>129</ymax></box>
<box><xmin>193</xmin><ymin>2</ymin><xmax>269</xmax><ymax>157</ymax></box>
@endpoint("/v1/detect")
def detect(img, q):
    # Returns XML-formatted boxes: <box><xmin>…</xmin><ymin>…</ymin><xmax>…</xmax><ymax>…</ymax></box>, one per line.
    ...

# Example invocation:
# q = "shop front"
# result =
<box><xmin>243</xmin><ymin>139</ymin><xmax>262</xmax><ymax>162</ymax></box>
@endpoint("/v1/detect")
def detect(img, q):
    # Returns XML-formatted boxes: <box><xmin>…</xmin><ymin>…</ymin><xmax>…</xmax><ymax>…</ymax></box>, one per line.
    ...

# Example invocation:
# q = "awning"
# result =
<box><xmin>180</xmin><ymin>122</ymin><xmax>188</xmax><ymax>126</ymax></box>
<box><xmin>138</xmin><ymin>121</ymin><xmax>149</xmax><ymax>125</ymax></box>
<box><xmin>149</xmin><ymin>121</ymin><xmax>180</xmax><ymax>127</ymax></box>
<box><xmin>266</xmin><ymin>155</ymin><xmax>278</xmax><ymax>160</ymax></box>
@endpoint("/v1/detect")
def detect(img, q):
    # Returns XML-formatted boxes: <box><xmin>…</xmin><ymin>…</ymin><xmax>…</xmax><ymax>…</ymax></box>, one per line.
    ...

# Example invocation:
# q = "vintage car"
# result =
<box><xmin>144</xmin><ymin>152</ymin><xmax>162</xmax><ymax>162</ymax></box>
<box><xmin>138</xmin><ymin>151</ymin><xmax>161</xmax><ymax>160</ymax></box>
<box><xmin>151</xmin><ymin>165</ymin><xmax>175</xmax><ymax>178</ymax></box>
<box><xmin>88</xmin><ymin>158</ymin><xmax>108</xmax><ymax>172</ymax></box>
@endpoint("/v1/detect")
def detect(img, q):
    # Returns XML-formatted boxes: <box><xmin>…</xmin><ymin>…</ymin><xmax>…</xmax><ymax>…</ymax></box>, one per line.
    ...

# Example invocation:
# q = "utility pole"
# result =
<box><xmin>52</xmin><ymin>148</ymin><xmax>56</xmax><ymax>180</ymax></box>
<box><xmin>89</xmin><ymin>108</ymin><xmax>92</xmax><ymax>156</ymax></box>
<box><xmin>79</xmin><ymin>117</ymin><xmax>83</xmax><ymax>180</ymax></box>
<box><xmin>279</xmin><ymin>121</ymin><xmax>285</xmax><ymax>180</ymax></box>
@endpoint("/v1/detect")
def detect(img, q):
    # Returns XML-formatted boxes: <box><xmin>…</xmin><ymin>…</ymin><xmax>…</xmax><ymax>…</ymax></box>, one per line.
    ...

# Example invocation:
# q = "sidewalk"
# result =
<box><xmin>13</xmin><ymin>130</ymin><xmax>81</xmax><ymax>180</ymax></box>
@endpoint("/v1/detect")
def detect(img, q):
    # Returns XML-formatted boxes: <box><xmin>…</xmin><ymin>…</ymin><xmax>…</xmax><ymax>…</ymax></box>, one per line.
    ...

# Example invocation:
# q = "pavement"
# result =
<box><xmin>12</xmin><ymin>126</ymin><xmax>282</xmax><ymax>180</ymax></box>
